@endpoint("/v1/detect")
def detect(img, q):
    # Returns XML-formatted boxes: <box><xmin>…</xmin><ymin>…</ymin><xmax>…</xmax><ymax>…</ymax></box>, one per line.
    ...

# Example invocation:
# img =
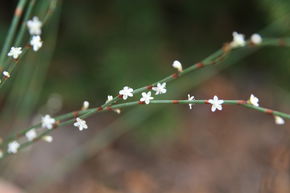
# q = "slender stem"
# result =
<box><xmin>0</xmin><ymin>0</ymin><xmax>28</xmax><ymax>68</ymax></box>
<box><xmin>0</xmin><ymin>0</ymin><xmax>58</xmax><ymax>88</ymax></box>
<box><xmin>3</xmin><ymin>37</ymin><xmax>290</xmax><ymax>144</ymax></box>
<box><xmin>1</xmin><ymin>37</ymin><xmax>290</xmax><ymax>158</ymax></box>
<box><xmin>1</xmin><ymin>98</ymin><xmax>289</xmax><ymax>159</ymax></box>
<box><xmin>15</xmin><ymin>0</ymin><xmax>36</xmax><ymax>46</ymax></box>
<box><xmin>101</xmin><ymin>38</ymin><xmax>290</xmax><ymax>109</ymax></box>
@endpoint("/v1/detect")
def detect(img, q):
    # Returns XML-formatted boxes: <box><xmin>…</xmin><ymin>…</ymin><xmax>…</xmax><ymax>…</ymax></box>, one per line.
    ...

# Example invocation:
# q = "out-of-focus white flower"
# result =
<box><xmin>230</xmin><ymin>31</ymin><xmax>246</xmax><ymax>48</ymax></box>
<box><xmin>7</xmin><ymin>141</ymin><xmax>20</xmax><ymax>154</ymax></box>
<box><xmin>106</xmin><ymin>95</ymin><xmax>113</xmax><ymax>103</ymax></box>
<box><xmin>8</xmin><ymin>47</ymin><xmax>22</xmax><ymax>59</ymax></box>
<box><xmin>0</xmin><ymin>150</ymin><xmax>3</xmax><ymax>158</ymax></box>
<box><xmin>119</xmin><ymin>86</ymin><xmax>134</xmax><ymax>100</ymax></box>
<box><xmin>251</xmin><ymin>33</ymin><xmax>262</xmax><ymax>45</ymax></box>
<box><xmin>25</xmin><ymin>129</ymin><xmax>37</xmax><ymax>141</ymax></box>
<box><xmin>187</xmin><ymin>94</ymin><xmax>195</xmax><ymax>110</ymax></box>
<box><xmin>30</xmin><ymin>35</ymin><xmax>43</xmax><ymax>51</ymax></box>
<box><xmin>3</xmin><ymin>71</ymin><xmax>10</xmax><ymax>78</ymax></box>
<box><xmin>113</xmin><ymin>108</ymin><xmax>121</xmax><ymax>114</ymax></box>
<box><xmin>140</xmin><ymin>91</ymin><xmax>154</xmax><ymax>104</ymax></box>
<box><xmin>41</xmin><ymin>114</ymin><xmax>56</xmax><ymax>129</ymax></box>
<box><xmin>27</xmin><ymin>16</ymin><xmax>42</xmax><ymax>35</ymax></box>
<box><xmin>274</xmin><ymin>116</ymin><xmax>285</xmax><ymax>125</ymax></box>
<box><xmin>208</xmin><ymin>95</ymin><xmax>224</xmax><ymax>112</ymax></box>
<box><xmin>248</xmin><ymin>94</ymin><xmax>259</xmax><ymax>107</ymax></box>
<box><xmin>152</xmin><ymin>83</ymin><xmax>167</xmax><ymax>95</ymax></box>
<box><xmin>74</xmin><ymin>117</ymin><xmax>88</xmax><ymax>131</ymax></box>
<box><xmin>42</xmin><ymin>135</ymin><xmax>53</xmax><ymax>143</ymax></box>
<box><xmin>172</xmin><ymin>60</ymin><xmax>183</xmax><ymax>72</ymax></box>
<box><xmin>82</xmin><ymin>101</ymin><xmax>89</xmax><ymax>110</ymax></box>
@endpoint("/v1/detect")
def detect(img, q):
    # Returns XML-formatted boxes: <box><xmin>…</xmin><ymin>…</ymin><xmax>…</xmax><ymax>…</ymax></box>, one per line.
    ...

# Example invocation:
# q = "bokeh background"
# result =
<box><xmin>0</xmin><ymin>0</ymin><xmax>290</xmax><ymax>192</ymax></box>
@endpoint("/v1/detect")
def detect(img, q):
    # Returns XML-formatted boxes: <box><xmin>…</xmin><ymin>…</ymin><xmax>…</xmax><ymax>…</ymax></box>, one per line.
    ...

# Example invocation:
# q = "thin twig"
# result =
<box><xmin>1</xmin><ymin>98</ymin><xmax>289</xmax><ymax>159</ymax></box>
<box><xmin>0</xmin><ymin>0</ymin><xmax>28</xmax><ymax>68</ymax></box>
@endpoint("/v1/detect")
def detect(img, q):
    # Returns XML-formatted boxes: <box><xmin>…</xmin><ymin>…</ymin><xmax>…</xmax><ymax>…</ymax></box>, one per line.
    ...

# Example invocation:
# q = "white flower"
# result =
<box><xmin>7</xmin><ymin>47</ymin><xmax>22</xmax><ymax>59</ymax></box>
<box><xmin>42</xmin><ymin>135</ymin><xmax>53</xmax><ymax>143</ymax></box>
<box><xmin>113</xmin><ymin>108</ymin><xmax>121</xmax><ymax>114</ymax></box>
<box><xmin>82</xmin><ymin>101</ymin><xmax>89</xmax><ymax>110</ymax></box>
<box><xmin>30</xmin><ymin>35</ymin><xmax>43</xmax><ymax>51</ymax></box>
<box><xmin>251</xmin><ymin>33</ymin><xmax>262</xmax><ymax>45</ymax></box>
<box><xmin>152</xmin><ymin>83</ymin><xmax>167</xmax><ymax>95</ymax></box>
<box><xmin>25</xmin><ymin>129</ymin><xmax>37</xmax><ymax>141</ymax></box>
<box><xmin>274</xmin><ymin>116</ymin><xmax>285</xmax><ymax>125</ymax></box>
<box><xmin>140</xmin><ymin>91</ymin><xmax>154</xmax><ymax>104</ymax></box>
<box><xmin>172</xmin><ymin>60</ymin><xmax>183</xmax><ymax>72</ymax></box>
<box><xmin>230</xmin><ymin>31</ymin><xmax>246</xmax><ymax>48</ymax></box>
<box><xmin>208</xmin><ymin>95</ymin><xmax>224</xmax><ymax>112</ymax></box>
<box><xmin>0</xmin><ymin>150</ymin><xmax>3</xmax><ymax>158</ymax></box>
<box><xmin>41</xmin><ymin>114</ymin><xmax>56</xmax><ymax>129</ymax></box>
<box><xmin>119</xmin><ymin>86</ymin><xmax>134</xmax><ymax>100</ymax></box>
<box><xmin>3</xmin><ymin>71</ymin><xmax>10</xmax><ymax>78</ymax></box>
<box><xmin>187</xmin><ymin>94</ymin><xmax>195</xmax><ymax>110</ymax></box>
<box><xmin>74</xmin><ymin>117</ymin><xmax>88</xmax><ymax>131</ymax></box>
<box><xmin>106</xmin><ymin>95</ymin><xmax>113</xmax><ymax>103</ymax></box>
<box><xmin>7</xmin><ymin>141</ymin><xmax>20</xmax><ymax>154</ymax></box>
<box><xmin>249</xmin><ymin>94</ymin><xmax>259</xmax><ymax>107</ymax></box>
<box><xmin>27</xmin><ymin>16</ymin><xmax>42</xmax><ymax>35</ymax></box>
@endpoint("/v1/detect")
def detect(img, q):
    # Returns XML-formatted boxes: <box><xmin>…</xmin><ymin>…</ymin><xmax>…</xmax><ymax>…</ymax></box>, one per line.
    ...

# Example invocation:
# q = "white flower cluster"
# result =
<box><xmin>27</xmin><ymin>16</ymin><xmax>43</xmax><ymax>52</ymax></box>
<box><xmin>230</xmin><ymin>31</ymin><xmax>262</xmax><ymax>48</ymax></box>
<box><xmin>7</xmin><ymin>17</ymin><xmax>43</xmax><ymax>60</ymax></box>
<box><xmin>27</xmin><ymin>16</ymin><xmax>42</xmax><ymax>35</ymax></box>
<box><xmin>118</xmin><ymin>81</ymin><xmax>167</xmax><ymax>105</ymax></box>
<box><xmin>4</xmin><ymin>17</ymin><xmax>44</xmax><ymax>81</ymax></box>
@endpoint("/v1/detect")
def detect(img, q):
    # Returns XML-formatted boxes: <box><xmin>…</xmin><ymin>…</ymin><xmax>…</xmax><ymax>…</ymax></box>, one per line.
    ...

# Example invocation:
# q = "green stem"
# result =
<box><xmin>3</xmin><ymin>37</ymin><xmax>290</xmax><ymax>145</ymax></box>
<box><xmin>2</xmin><ymin>37</ymin><xmax>290</xmax><ymax>158</ymax></box>
<box><xmin>0</xmin><ymin>0</ymin><xmax>58</xmax><ymax>88</ymax></box>
<box><xmin>1</xmin><ymin>98</ymin><xmax>290</xmax><ymax>159</ymax></box>
<box><xmin>0</xmin><ymin>0</ymin><xmax>28</xmax><ymax>68</ymax></box>
<box><xmin>15</xmin><ymin>0</ymin><xmax>36</xmax><ymax>46</ymax></box>
<box><xmin>103</xmin><ymin>38</ymin><xmax>290</xmax><ymax>109</ymax></box>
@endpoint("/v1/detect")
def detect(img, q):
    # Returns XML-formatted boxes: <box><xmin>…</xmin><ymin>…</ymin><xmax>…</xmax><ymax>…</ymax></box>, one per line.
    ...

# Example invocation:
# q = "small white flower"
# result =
<box><xmin>251</xmin><ymin>33</ymin><xmax>262</xmax><ymax>45</ymax></box>
<box><xmin>74</xmin><ymin>117</ymin><xmax>88</xmax><ymax>131</ymax></box>
<box><xmin>249</xmin><ymin>94</ymin><xmax>259</xmax><ymax>107</ymax></box>
<box><xmin>172</xmin><ymin>60</ymin><xmax>183</xmax><ymax>72</ymax></box>
<box><xmin>8</xmin><ymin>47</ymin><xmax>22</xmax><ymax>59</ymax></box>
<box><xmin>140</xmin><ymin>91</ymin><xmax>154</xmax><ymax>104</ymax></box>
<box><xmin>187</xmin><ymin>94</ymin><xmax>195</xmax><ymax>110</ymax></box>
<box><xmin>30</xmin><ymin>35</ymin><xmax>43</xmax><ymax>51</ymax></box>
<box><xmin>42</xmin><ymin>135</ymin><xmax>53</xmax><ymax>143</ymax></box>
<box><xmin>119</xmin><ymin>86</ymin><xmax>134</xmax><ymax>100</ymax></box>
<box><xmin>230</xmin><ymin>31</ymin><xmax>246</xmax><ymax>48</ymax></box>
<box><xmin>41</xmin><ymin>114</ymin><xmax>56</xmax><ymax>129</ymax></box>
<box><xmin>152</xmin><ymin>83</ymin><xmax>167</xmax><ymax>95</ymax></box>
<box><xmin>113</xmin><ymin>108</ymin><xmax>121</xmax><ymax>114</ymax></box>
<box><xmin>27</xmin><ymin>16</ymin><xmax>42</xmax><ymax>35</ymax></box>
<box><xmin>106</xmin><ymin>95</ymin><xmax>113</xmax><ymax>103</ymax></box>
<box><xmin>3</xmin><ymin>71</ymin><xmax>10</xmax><ymax>78</ymax></box>
<box><xmin>7</xmin><ymin>141</ymin><xmax>20</xmax><ymax>154</ymax></box>
<box><xmin>208</xmin><ymin>95</ymin><xmax>224</xmax><ymax>112</ymax></box>
<box><xmin>25</xmin><ymin>129</ymin><xmax>37</xmax><ymax>141</ymax></box>
<box><xmin>274</xmin><ymin>116</ymin><xmax>285</xmax><ymax>125</ymax></box>
<box><xmin>82</xmin><ymin>101</ymin><xmax>89</xmax><ymax>110</ymax></box>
